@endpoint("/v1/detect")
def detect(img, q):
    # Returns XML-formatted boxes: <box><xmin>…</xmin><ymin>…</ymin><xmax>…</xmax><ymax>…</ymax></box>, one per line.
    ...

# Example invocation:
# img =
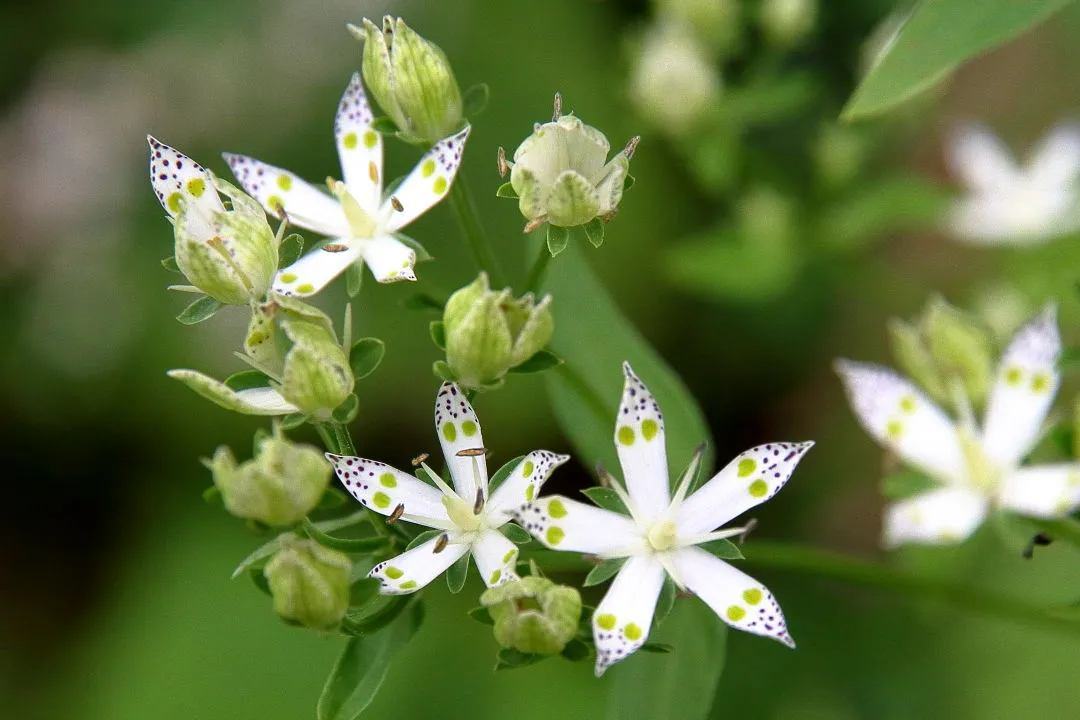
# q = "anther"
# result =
<box><xmin>411</xmin><ymin>452</ymin><xmax>430</xmax><ymax>467</ymax></box>
<box><xmin>473</xmin><ymin>488</ymin><xmax>485</xmax><ymax>515</ymax></box>
<box><xmin>739</xmin><ymin>518</ymin><xmax>758</xmax><ymax>545</ymax></box>
<box><xmin>322</xmin><ymin>243</ymin><xmax>349</xmax><ymax>253</ymax></box>
<box><xmin>433</xmin><ymin>533</ymin><xmax>450</xmax><ymax>553</ymax></box>
<box><xmin>1022</xmin><ymin>532</ymin><xmax>1053</xmax><ymax>559</ymax></box>
<box><xmin>386</xmin><ymin>503</ymin><xmax>405</xmax><ymax>524</ymax></box>
<box><xmin>497</xmin><ymin>147</ymin><xmax>509</xmax><ymax>177</ymax></box>
<box><xmin>390</xmin><ymin>196</ymin><xmax>404</xmax><ymax>212</ymax></box>
<box><xmin>623</xmin><ymin>135</ymin><xmax>641</xmax><ymax>159</ymax></box>
<box><xmin>552</xmin><ymin>92</ymin><xmax>563</xmax><ymax>121</ymax></box>
<box><xmin>456</xmin><ymin>447</ymin><xmax>487</xmax><ymax>457</ymax></box>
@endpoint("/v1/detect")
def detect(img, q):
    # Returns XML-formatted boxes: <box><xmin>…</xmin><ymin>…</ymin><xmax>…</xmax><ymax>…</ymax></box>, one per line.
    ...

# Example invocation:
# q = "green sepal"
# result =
<box><xmin>394</xmin><ymin>232</ymin><xmax>432</xmax><ymax>262</ymax></box>
<box><xmin>489</xmin><ymin>455</ymin><xmax>526</xmax><ymax>494</ymax></box>
<box><xmin>337</xmin><ymin>595</ymin><xmax>412</xmax><ymax>637</ymax></box>
<box><xmin>225</xmin><ymin>369</ymin><xmax>272</xmax><ymax>391</ymax></box>
<box><xmin>349</xmin><ymin>338</ymin><xmax>385</xmax><ymax>380</ymax></box>
<box><xmin>495</xmin><ymin>647</ymin><xmax>545</xmax><ymax>671</ymax></box>
<box><xmin>316</xmin><ymin>487</ymin><xmax>349</xmax><ymax>510</ymax></box>
<box><xmin>278</xmin><ymin>233</ymin><xmax>305</xmax><ymax>269</ymax></box>
<box><xmin>429</xmin><ymin>321</ymin><xmax>447</xmax><ymax>350</ymax></box>
<box><xmin>301</xmin><ymin>517</ymin><xmax>387</xmax><ymax>554</ymax></box>
<box><xmin>623</xmin><ymin>174</ymin><xmax>636</xmax><ymax>192</ymax></box>
<box><xmin>248</xmin><ymin>566</ymin><xmax>272</xmax><ymax>596</ymax></box>
<box><xmin>280</xmin><ymin>413</ymin><xmax>306</xmax><ymax>430</ymax></box>
<box><xmin>370</xmin><ymin>116</ymin><xmax>400</xmax><ymax>135</ymax></box>
<box><xmin>463</xmin><ymin>83</ymin><xmax>491</xmax><ymax>117</ymax></box>
<box><xmin>468</xmin><ymin>606</ymin><xmax>495</xmax><ymax>626</ymax></box>
<box><xmin>346</xmin><ymin>262</ymin><xmax>364</xmax><ymax>298</ymax></box>
<box><xmin>177</xmin><ymin>295</ymin><xmax>224</xmax><ymax>325</ymax></box>
<box><xmin>348</xmin><ymin>577</ymin><xmax>383</xmax><ymax>607</ymax></box>
<box><xmin>446</xmin><ymin>552</ymin><xmax>470</xmax><ymax>593</ymax></box>
<box><xmin>402</xmin><ymin>293</ymin><xmax>445</xmax><ymax>312</ymax></box>
<box><xmin>496</xmin><ymin>182</ymin><xmax>519</xmax><ymax>199</ymax></box>
<box><xmin>332</xmin><ymin>394</ymin><xmax>360</xmax><ymax>424</ymax></box>
<box><xmin>202</xmin><ymin>485</ymin><xmax>223</xmax><ymax>507</ymax></box>
<box><xmin>699</xmin><ymin>538</ymin><xmax>744</xmax><ymax>560</ymax></box>
<box><xmin>406</xmin><ymin>529</ymin><xmax>444</xmax><ymax>551</ymax></box>
<box><xmin>509</xmin><ymin>350</ymin><xmax>562</xmax><ymax>374</ymax></box>
<box><xmin>583</xmin><ymin>218</ymin><xmax>605</xmax><ymax>248</ymax></box>
<box><xmin>881</xmin><ymin>469</ymin><xmax>939</xmax><ymax>500</ymax></box>
<box><xmin>640</xmin><ymin>642</ymin><xmax>674</xmax><ymax>654</ymax></box>
<box><xmin>501</xmin><ymin>523</ymin><xmax>533</xmax><ymax>545</ymax></box>
<box><xmin>161</xmin><ymin>255</ymin><xmax>181</xmax><ymax>273</ymax></box>
<box><xmin>583</xmin><ymin>557</ymin><xmax>625</xmax><ymax>587</ymax></box>
<box><xmin>560</xmin><ymin>638</ymin><xmax>591</xmax><ymax>662</ymax></box>
<box><xmin>655</xmin><ymin>576</ymin><xmax>677</xmax><ymax>625</ymax></box>
<box><xmin>546</xmin><ymin>224</ymin><xmax>570</xmax><ymax>257</ymax></box>
<box><xmin>432</xmin><ymin>360</ymin><xmax>456</xmax><ymax>382</ymax></box>
<box><xmin>581</xmin><ymin>486</ymin><xmax>629</xmax><ymax>514</ymax></box>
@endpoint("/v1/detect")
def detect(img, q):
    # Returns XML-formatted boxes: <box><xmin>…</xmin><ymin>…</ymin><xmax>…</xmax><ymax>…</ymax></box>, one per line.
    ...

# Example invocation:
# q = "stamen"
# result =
<box><xmin>390</xmin><ymin>196</ymin><xmax>404</xmax><ymax>212</ymax></box>
<box><xmin>596</xmin><ymin>462</ymin><xmax>641</xmax><ymax>524</ymax></box>
<box><xmin>497</xmin><ymin>147</ymin><xmax>509</xmax><ymax>177</ymax></box>
<box><xmin>433</xmin><ymin>534</ymin><xmax>449</xmax><ymax>554</ymax></box>
<box><xmin>420</xmin><ymin>462</ymin><xmax>456</xmax><ymax>496</ymax></box>
<box><xmin>322</xmin><ymin>243</ymin><xmax>349</xmax><ymax>253</ymax></box>
<box><xmin>655</xmin><ymin>553</ymin><xmax>685</xmax><ymax>590</ymax></box>
<box><xmin>552</xmin><ymin>91</ymin><xmax>563</xmax><ymax>121</ymax></box>
<box><xmin>456</xmin><ymin>447</ymin><xmax>487</xmax><ymax>457</ymax></box>
<box><xmin>411</xmin><ymin>453</ymin><xmax>430</xmax><ymax>467</ymax></box>
<box><xmin>680</xmin><ymin>524</ymin><xmax>751</xmax><ymax>548</ymax></box>
<box><xmin>473</xmin><ymin>488</ymin><xmax>485</xmax><ymax>515</ymax></box>
<box><xmin>386</xmin><ymin>503</ymin><xmax>405</xmax><ymax>525</ymax></box>
<box><xmin>739</xmin><ymin>518</ymin><xmax>758</xmax><ymax>545</ymax></box>
<box><xmin>668</xmin><ymin>442</ymin><xmax>706</xmax><ymax>513</ymax></box>
<box><xmin>1023</xmin><ymin>532</ymin><xmax>1053</xmax><ymax>559</ymax></box>
<box><xmin>623</xmin><ymin>135</ymin><xmax>641</xmax><ymax>159</ymax></box>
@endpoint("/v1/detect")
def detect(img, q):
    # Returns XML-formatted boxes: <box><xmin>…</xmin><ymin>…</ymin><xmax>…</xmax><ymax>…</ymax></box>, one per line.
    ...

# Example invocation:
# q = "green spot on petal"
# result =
<box><xmin>363</xmin><ymin>130</ymin><xmax>378</xmax><ymax>149</ymax></box>
<box><xmin>489</xmin><ymin>569</ymin><xmax>501</xmax><ymax>584</ymax></box>
<box><xmin>400</xmin><ymin>580</ymin><xmax>417</xmax><ymax>589</ymax></box>
<box><xmin>522</xmin><ymin>461</ymin><xmax>535</xmax><ymax>477</ymax></box>
<box><xmin>502</xmin><ymin>548</ymin><xmax>516</xmax><ymax>563</ymax></box>
<box><xmin>641</xmin><ymin>419</ymin><xmax>658</xmax><ymax>441</ymax></box>
<box><xmin>373</xmin><ymin>491</ymin><xmax>391</xmax><ymax>509</ymax></box>
<box><xmin>186</xmin><ymin>178</ymin><xmax>206</xmax><ymax>197</ymax></box>
<box><xmin>433</xmin><ymin>177</ymin><xmax>448</xmax><ymax>195</ymax></box>
<box><xmin>525</xmin><ymin>485</ymin><xmax>535</xmax><ymax>501</ymax></box>
<box><xmin>546</xmin><ymin>526</ymin><xmax>565</xmax><ymax>546</ymax></box>
<box><xmin>343</xmin><ymin>132</ymin><xmax>358</xmax><ymax>149</ymax></box>
<box><xmin>743</xmin><ymin>588</ymin><xmax>762</xmax><ymax>605</ymax></box>
<box><xmin>379</xmin><ymin>473</ymin><xmax>397</xmax><ymax>488</ymax></box>
<box><xmin>442</xmin><ymin>422</ymin><xmax>457</xmax><ymax>442</ymax></box>
<box><xmin>748</xmin><ymin>479</ymin><xmax>768</xmax><ymax>498</ymax></box>
<box><xmin>166</xmin><ymin>192</ymin><xmax>183</xmax><ymax>214</ymax></box>
<box><xmin>596</xmin><ymin>613</ymin><xmax>616</xmax><ymax>630</ymax></box>
<box><xmin>617</xmin><ymin>426</ymin><xmax>635</xmax><ymax>446</ymax></box>
<box><xmin>1005</xmin><ymin>367</ymin><xmax>1022</xmax><ymax>386</ymax></box>
<box><xmin>385</xmin><ymin>566</ymin><xmax>403</xmax><ymax>579</ymax></box>
<box><xmin>421</xmin><ymin>159</ymin><xmax>436</xmax><ymax>177</ymax></box>
<box><xmin>737</xmin><ymin>458</ymin><xmax>756</xmax><ymax>477</ymax></box>
<box><xmin>624</xmin><ymin>623</ymin><xmax>643</xmax><ymax>641</ymax></box>
<box><xmin>548</xmin><ymin>499</ymin><xmax>567</xmax><ymax>518</ymax></box>
<box><xmin>1032</xmin><ymin>372</ymin><xmax>1050</xmax><ymax>393</ymax></box>
<box><xmin>279</xmin><ymin>272</ymin><xmax>297</xmax><ymax>284</ymax></box>
<box><xmin>296</xmin><ymin>283</ymin><xmax>315</xmax><ymax>294</ymax></box>
<box><xmin>462</xmin><ymin>420</ymin><xmax>477</xmax><ymax>437</ymax></box>
<box><xmin>899</xmin><ymin>395</ymin><xmax>917</xmax><ymax>413</ymax></box>
<box><xmin>726</xmin><ymin>605</ymin><xmax>746</xmax><ymax>621</ymax></box>
<box><xmin>277</xmin><ymin>174</ymin><xmax>292</xmax><ymax>191</ymax></box>
<box><xmin>886</xmin><ymin>420</ymin><xmax>903</xmax><ymax>439</ymax></box>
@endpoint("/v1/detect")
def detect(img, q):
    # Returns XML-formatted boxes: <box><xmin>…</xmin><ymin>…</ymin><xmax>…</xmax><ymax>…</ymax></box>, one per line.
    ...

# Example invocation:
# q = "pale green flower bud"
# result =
<box><xmin>206</xmin><ymin>427</ymin><xmax>331</xmax><ymax>527</ymax></box>
<box><xmin>355</xmin><ymin>16</ymin><xmax>464</xmax><ymax>144</ymax></box>
<box><xmin>887</xmin><ymin>318</ymin><xmax>947</xmax><ymax>403</ymax></box>
<box><xmin>651</xmin><ymin>0</ymin><xmax>741</xmax><ymax>54</ymax></box>
<box><xmin>264</xmin><ymin>537</ymin><xmax>351</xmax><ymax>630</ymax></box>
<box><xmin>921</xmin><ymin>297</ymin><xmax>995</xmax><ymax>406</ymax></box>
<box><xmin>480</xmin><ymin>576</ymin><xmax>582</xmax><ymax>655</ymax></box>
<box><xmin>760</xmin><ymin>0</ymin><xmax>816</xmax><ymax>47</ymax></box>
<box><xmin>630</xmin><ymin>22</ymin><xmax>720</xmax><ymax>137</ymax></box>
<box><xmin>507</xmin><ymin>101</ymin><xmax>637</xmax><ymax>228</ymax></box>
<box><xmin>443</xmin><ymin>273</ymin><xmax>553</xmax><ymax>389</ymax></box>
<box><xmin>174</xmin><ymin>176</ymin><xmax>278</xmax><ymax>305</ymax></box>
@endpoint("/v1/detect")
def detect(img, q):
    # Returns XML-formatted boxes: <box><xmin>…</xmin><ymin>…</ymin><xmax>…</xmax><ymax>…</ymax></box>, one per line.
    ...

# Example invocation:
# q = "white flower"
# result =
<box><xmin>327</xmin><ymin>382</ymin><xmax>569</xmax><ymax>594</ymax></box>
<box><xmin>516</xmin><ymin>362</ymin><xmax>812</xmax><ymax>675</ymax></box>
<box><xmin>945</xmin><ymin>123</ymin><xmax>1080</xmax><ymax>245</ymax></box>
<box><xmin>837</xmin><ymin>306</ymin><xmax>1080</xmax><ymax>547</ymax></box>
<box><xmin>225</xmin><ymin>73</ymin><xmax>470</xmax><ymax>296</ymax></box>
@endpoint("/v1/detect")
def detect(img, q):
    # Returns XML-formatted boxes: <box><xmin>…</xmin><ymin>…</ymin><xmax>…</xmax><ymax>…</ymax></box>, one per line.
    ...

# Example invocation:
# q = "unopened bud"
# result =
<box><xmin>630</xmin><ymin>22</ymin><xmax>720</xmax><ymax>137</ymax></box>
<box><xmin>760</xmin><ymin>0</ymin><xmax>816</xmax><ymax>47</ymax></box>
<box><xmin>887</xmin><ymin>318</ymin><xmax>947</xmax><ymax>403</ymax></box>
<box><xmin>264</xmin><ymin>537</ymin><xmax>351</xmax><ymax>630</ymax></box>
<box><xmin>651</xmin><ymin>0</ymin><xmax>741</xmax><ymax>54</ymax></box>
<box><xmin>921</xmin><ymin>297</ymin><xmax>995</xmax><ymax>406</ymax></box>
<box><xmin>480</xmin><ymin>575</ymin><xmax>582</xmax><ymax>655</ymax></box>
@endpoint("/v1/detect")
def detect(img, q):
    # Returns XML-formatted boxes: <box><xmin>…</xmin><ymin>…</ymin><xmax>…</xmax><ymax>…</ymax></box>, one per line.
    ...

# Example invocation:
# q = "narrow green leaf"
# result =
<box><xmin>176</xmin><ymin>295</ymin><xmax>223</xmax><ymax>325</ymax></box>
<box><xmin>547</xmin><ymin>225</ymin><xmax>570</xmax><ymax>257</ymax></box>
<box><xmin>332</xmin><ymin>394</ymin><xmax>360</xmax><ymax>424</ymax></box>
<box><xmin>496</xmin><ymin>182</ymin><xmax>519</xmax><ymax>199</ymax></box>
<box><xmin>654</xmin><ymin>577</ymin><xmax>676</xmax><ymax>625</ymax></box>
<box><xmin>489</xmin><ymin>455</ymin><xmax>526</xmax><ymax>494</ymax></box>
<box><xmin>509</xmin><ymin>350</ymin><xmax>562</xmax><ymax>374</ymax></box>
<box><xmin>698</xmin><ymin>538</ymin><xmax>744</xmax><ymax>560</ymax></box>
<box><xmin>584</xmin><ymin>218</ymin><xmax>605</xmax><ymax>248</ymax></box>
<box><xmin>622</xmin><ymin>174</ymin><xmax>635</xmax><ymax>192</ymax></box>
<box><xmin>161</xmin><ymin>255</ymin><xmax>181</xmax><ymax>273</ymax></box>
<box><xmin>339</xmin><ymin>595</ymin><xmax>412</xmax><ymax>637</ymax></box>
<box><xmin>406</xmin><ymin>529</ymin><xmax>444</xmax><ymax>551</ymax></box>
<box><xmin>278</xmin><ymin>233</ymin><xmax>304</xmax><ymax>268</ymax></box>
<box><xmin>370</xmin><ymin>117</ymin><xmax>399</xmax><ymax>134</ymax></box>
<box><xmin>429</xmin><ymin>321</ymin><xmax>447</xmax><ymax>351</ymax></box>
<box><xmin>446</xmin><ymin>552</ymin><xmax>470</xmax><ymax>594</ymax></box>
<box><xmin>346</xmin><ymin>263</ymin><xmax>364</xmax><ymax>298</ymax></box>
<box><xmin>349</xmin><ymin>338</ymin><xmax>385</xmax><ymax>380</ymax></box>
<box><xmin>280</xmin><ymin>413</ymin><xmax>306</xmax><ymax>430</ymax></box>
<box><xmin>581</xmin><ymin>487</ymin><xmax>629</xmax><ymax>515</ymax></box>
<box><xmin>501</xmin><ymin>523</ymin><xmax>533</xmax><ymax>545</ymax></box>
<box><xmin>584</xmin><ymin>558</ymin><xmax>625</xmax><ymax>587</ymax></box>
<box><xmin>844</xmin><ymin>0</ymin><xmax>1074</xmax><ymax>120</ymax></box>
<box><xmin>394</xmin><ymin>233</ymin><xmax>432</xmax><ymax>262</ymax></box>
<box><xmin>468</xmin><ymin>606</ymin><xmax>494</xmax><ymax>626</ymax></box>
<box><xmin>318</xmin><ymin>602</ymin><xmax>424</xmax><ymax>720</ymax></box>
<box><xmin>640</xmin><ymin>643</ymin><xmax>674</xmax><ymax>654</ymax></box>
<box><xmin>224</xmin><ymin>369</ymin><xmax>271</xmax><ymax>391</ymax></box>
<box><xmin>301</xmin><ymin>518</ymin><xmax>386</xmax><ymax>554</ymax></box>
<box><xmin>880</xmin><ymin>469</ymin><xmax>939</xmax><ymax>500</ymax></box>
<box><xmin>463</xmin><ymin>83</ymin><xmax>491</xmax><ymax>117</ymax></box>
<box><xmin>606</xmin><ymin>602</ymin><xmax>726</xmax><ymax>720</ymax></box>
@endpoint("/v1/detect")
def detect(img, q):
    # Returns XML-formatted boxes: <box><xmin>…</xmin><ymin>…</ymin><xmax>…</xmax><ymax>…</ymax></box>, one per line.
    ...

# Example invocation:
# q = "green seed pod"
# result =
<box><xmin>264</xmin><ymin>537</ymin><xmax>352</xmax><ymax>630</ymax></box>
<box><xmin>480</xmin><ymin>575</ymin><xmax>582</xmax><ymax>655</ymax></box>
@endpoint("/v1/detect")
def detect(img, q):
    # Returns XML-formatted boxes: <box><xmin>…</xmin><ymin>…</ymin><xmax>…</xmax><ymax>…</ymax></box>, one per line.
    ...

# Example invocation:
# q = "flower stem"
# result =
<box><xmin>524</xmin><ymin>242</ymin><xmax>553</xmax><ymax>295</ymax></box>
<box><xmin>449</xmin><ymin>177</ymin><xmax>507</xmax><ymax>288</ymax></box>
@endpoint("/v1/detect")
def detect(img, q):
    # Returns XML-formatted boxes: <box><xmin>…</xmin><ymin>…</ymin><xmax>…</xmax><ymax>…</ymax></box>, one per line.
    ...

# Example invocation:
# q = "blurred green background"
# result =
<box><xmin>4</xmin><ymin>0</ymin><xmax>1080</xmax><ymax>718</ymax></box>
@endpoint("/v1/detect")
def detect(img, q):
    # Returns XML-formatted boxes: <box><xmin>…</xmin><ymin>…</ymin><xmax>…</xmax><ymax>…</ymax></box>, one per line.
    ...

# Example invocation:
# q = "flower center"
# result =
<box><xmin>646</xmin><ymin>521</ymin><xmax>678</xmax><ymax>552</ymax></box>
<box><xmin>443</xmin><ymin>494</ymin><xmax>483</xmax><ymax>533</ymax></box>
<box><xmin>328</xmin><ymin>179</ymin><xmax>376</xmax><ymax>238</ymax></box>
<box><xmin>958</xmin><ymin>426</ymin><xmax>1001</xmax><ymax>494</ymax></box>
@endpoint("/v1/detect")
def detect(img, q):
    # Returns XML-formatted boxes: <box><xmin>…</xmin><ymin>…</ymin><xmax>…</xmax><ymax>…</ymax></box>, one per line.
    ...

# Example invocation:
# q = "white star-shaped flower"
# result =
<box><xmin>225</xmin><ymin>73</ymin><xmax>470</xmax><ymax>296</ymax></box>
<box><xmin>516</xmin><ymin>362</ymin><xmax>812</xmax><ymax>675</ymax></box>
<box><xmin>946</xmin><ymin>123</ymin><xmax>1080</xmax><ymax>245</ymax></box>
<box><xmin>837</xmin><ymin>306</ymin><xmax>1080</xmax><ymax>547</ymax></box>
<box><xmin>327</xmin><ymin>382</ymin><xmax>569</xmax><ymax>594</ymax></box>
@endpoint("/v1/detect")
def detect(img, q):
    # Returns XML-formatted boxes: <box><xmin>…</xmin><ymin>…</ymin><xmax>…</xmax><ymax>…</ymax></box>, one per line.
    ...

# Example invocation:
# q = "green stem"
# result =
<box><xmin>315</xmin><ymin>423</ymin><xmax>339</xmax><ymax>454</ymax></box>
<box><xmin>333</xmin><ymin>422</ymin><xmax>357</xmax><ymax>456</ymax></box>
<box><xmin>742</xmin><ymin>541</ymin><xmax>1080</xmax><ymax>634</ymax></box>
<box><xmin>449</xmin><ymin>177</ymin><xmax>507</xmax><ymax>288</ymax></box>
<box><xmin>524</xmin><ymin>242</ymin><xmax>553</xmax><ymax>295</ymax></box>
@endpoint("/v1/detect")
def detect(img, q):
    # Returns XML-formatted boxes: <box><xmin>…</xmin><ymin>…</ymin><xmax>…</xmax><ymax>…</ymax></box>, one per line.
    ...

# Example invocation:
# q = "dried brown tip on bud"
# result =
<box><xmin>739</xmin><ymin>518</ymin><xmax>759</xmax><ymax>545</ymax></box>
<box><xmin>552</xmin><ymin>92</ymin><xmax>563</xmax><ymax>121</ymax></box>
<box><xmin>596</xmin><ymin>463</ymin><xmax>615</xmax><ymax>488</ymax></box>
<box><xmin>473</xmin><ymin>488</ymin><xmax>486</xmax><ymax>515</ymax></box>
<box><xmin>411</xmin><ymin>452</ymin><xmax>430</xmax><ymax>467</ymax></box>
<box><xmin>623</xmin><ymin>135</ymin><xmax>641</xmax><ymax>159</ymax></box>
<box><xmin>523</xmin><ymin>216</ymin><xmax>547</xmax><ymax>234</ymax></box>
<box><xmin>390</xmin><ymin>196</ymin><xmax>404</xmax><ymax>212</ymax></box>
<box><xmin>386</xmin><ymin>503</ymin><xmax>405</xmax><ymax>524</ymax></box>
<box><xmin>322</xmin><ymin>243</ymin><xmax>349</xmax><ymax>253</ymax></box>
<box><xmin>434</xmin><ymin>533</ymin><xmax>450</xmax><ymax>553</ymax></box>
<box><xmin>497</xmin><ymin>146</ymin><xmax>509</xmax><ymax>177</ymax></box>
<box><xmin>456</xmin><ymin>447</ymin><xmax>488</xmax><ymax>457</ymax></box>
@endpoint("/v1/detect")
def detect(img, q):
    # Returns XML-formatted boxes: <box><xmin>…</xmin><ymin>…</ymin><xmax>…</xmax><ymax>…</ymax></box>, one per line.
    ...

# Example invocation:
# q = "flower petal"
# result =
<box><xmin>166</xmin><ymin>369</ymin><xmax>298</xmax><ymax>415</ymax></box>
<box><xmin>981</xmin><ymin>306</ymin><xmax>1060</xmax><ymax>471</ymax></box>
<box><xmin>369</xmin><ymin>534</ymin><xmax>468</xmax><ymax>595</ymax></box>
<box><xmin>147</xmin><ymin>136</ymin><xmax>224</xmax><ymax>221</ymax></box>
<box><xmin>326</xmin><ymin>454</ymin><xmax>450</xmax><ymax>528</ymax></box>
<box><xmin>335</xmin><ymin>73</ymin><xmax>383</xmax><ymax>214</ymax></box>
<box><xmin>487</xmin><ymin>450</ymin><xmax>571</xmax><ymax>521</ymax></box>
<box><xmin>883</xmin><ymin>487</ymin><xmax>989</xmax><ymax>547</ymax></box>
<box><xmin>592</xmin><ymin>555</ymin><xmax>665</xmax><ymax>676</ymax></box>
<box><xmin>513</xmin><ymin>495</ymin><xmax>645</xmax><ymax>556</ymax></box>
<box><xmin>382</xmin><ymin>126</ymin><xmax>470</xmax><ymax>233</ymax></box>
<box><xmin>999</xmin><ymin>464</ymin><xmax>1080</xmax><ymax>518</ymax></box>
<box><xmin>434</xmin><ymin>382</ymin><xmax>488</xmax><ymax>501</ymax></box>
<box><xmin>836</xmin><ymin>360</ymin><xmax>966</xmax><ymax>483</ymax></box>
<box><xmin>223</xmin><ymin>153</ymin><xmax>348</xmax><ymax>237</ymax></box>
<box><xmin>359</xmin><ymin>235</ymin><xmax>416</xmax><ymax>283</ymax></box>
<box><xmin>671</xmin><ymin>546</ymin><xmax>794</xmax><ymax>648</ymax></box>
<box><xmin>471</xmin><ymin>529</ymin><xmax>519</xmax><ymax>587</ymax></box>
<box><xmin>946</xmin><ymin>123</ymin><xmax>1017</xmax><ymax>192</ymax></box>
<box><xmin>676</xmin><ymin>442</ymin><xmax>813</xmax><ymax>536</ymax></box>
<box><xmin>615</xmin><ymin>362</ymin><xmax>671</xmax><ymax>522</ymax></box>
<box><xmin>1026</xmin><ymin>123</ymin><xmax>1080</xmax><ymax>188</ymax></box>
<box><xmin>272</xmin><ymin>240</ymin><xmax>362</xmax><ymax>297</ymax></box>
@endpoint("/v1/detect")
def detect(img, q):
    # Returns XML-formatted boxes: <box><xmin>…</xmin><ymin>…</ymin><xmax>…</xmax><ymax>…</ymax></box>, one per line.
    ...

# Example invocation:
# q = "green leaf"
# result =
<box><xmin>161</xmin><ymin>255</ymin><xmax>181</xmax><ymax>273</ymax></box>
<box><xmin>224</xmin><ymin>369</ymin><xmax>271</xmax><ymax>391</ymax></box>
<box><xmin>581</xmin><ymin>487</ymin><xmax>629</xmax><ymax>515</ymax></box>
<box><xmin>844</xmin><ymin>0</ymin><xmax>1074</xmax><ymax>120</ymax></box>
<box><xmin>489</xmin><ymin>455</ymin><xmax>526</xmax><ymax>494</ymax></box>
<box><xmin>698</xmin><ymin>538</ymin><xmax>744</xmax><ymax>560</ymax></box>
<box><xmin>176</xmin><ymin>295</ymin><xmax>223</xmax><ymax>325</ymax></box>
<box><xmin>349</xmin><ymin>338</ymin><xmax>385</xmax><ymax>380</ymax></box>
<box><xmin>606</xmin><ymin>602</ymin><xmax>726</xmax><ymax>720</ymax></box>
<box><xmin>405</xmin><ymin>529</ymin><xmax>444</xmax><ymax>551</ymax></box>
<box><xmin>640</xmin><ymin>642</ymin><xmax>674</xmax><ymax>654</ymax></box>
<box><xmin>278</xmin><ymin>233</ymin><xmax>304</xmax><ymax>268</ymax></box>
<box><xmin>496</xmin><ymin>182</ymin><xmax>519</xmax><ymax>199</ymax></box>
<box><xmin>402</xmin><ymin>293</ymin><xmax>445</xmax><ymax>312</ymax></box>
<box><xmin>817</xmin><ymin>176</ymin><xmax>949</xmax><ymax>252</ymax></box>
<box><xmin>301</xmin><ymin>518</ymin><xmax>386</xmax><ymax>554</ymax></box>
<box><xmin>583</xmin><ymin>558</ymin><xmax>625</xmax><ymax>587</ymax></box>
<box><xmin>495</xmin><ymin>647</ymin><xmax>545</xmax><ymax>671</ymax></box>
<box><xmin>429</xmin><ymin>321</ymin><xmax>447</xmax><ymax>351</ymax></box>
<box><xmin>880</xmin><ymin>469</ymin><xmax>939</xmax><ymax>500</ymax></box>
<box><xmin>501</xmin><ymin>523</ymin><xmax>532</xmax><ymax>545</ymax></box>
<box><xmin>666</xmin><ymin>225</ymin><xmax>800</xmax><ymax>302</ymax></box>
<box><xmin>547</xmin><ymin>225</ymin><xmax>570</xmax><ymax>257</ymax></box>
<box><xmin>654</xmin><ymin>577</ymin><xmax>676</xmax><ymax>625</ymax></box>
<box><xmin>446</xmin><ymin>552</ymin><xmax>470</xmax><ymax>594</ymax></box>
<box><xmin>332</xmin><ymin>394</ymin><xmax>360</xmax><ymax>424</ymax></box>
<box><xmin>339</xmin><ymin>595</ymin><xmax>412</xmax><ymax>637</ymax></box>
<box><xmin>432</xmin><ymin>360</ymin><xmax>456</xmax><ymax>382</ymax></box>
<box><xmin>346</xmin><ymin>263</ymin><xmax>364</xmax><ymax>298</ymax></box>
<box><xmin>468</xmin><ymin>606</ymin><xmax>494</xmax><ymax>626</ymax></box>
<box><xmin>317</xmin><ymin>602</ymin><xmax>424</xmax><ymax>720</ymax></box>
<box><xmin>394</xmin><ymin>233</ymin><xmax>432</xmax><ymax>262</ymax></box>
<box><xmin>584</xmin><ymin>218</ymin><xmax>605</xmax><ymax>248</ymax></box>
<box><xmin>370</xmin><ymin>117</ymin><xmax>399</xmax><ymax>134</ymax></box>
<box><xmin>509</xmin><ymin>350</ymin><xmax>562</xmax><ymax>374</ymax></box>
<box><xmin>560</xmin><ymin>637</ymin><xmax>591</xmax><ymax>662</ymax></box>
<box><xmin>463</xmin><ymin>83</ymin><xmax>491</xmax><ymax>117</ymax></box>
<box><xmin>280</xmin><ymin>413</ymin><xmax>306</xmax><ymax>430</ymax></box>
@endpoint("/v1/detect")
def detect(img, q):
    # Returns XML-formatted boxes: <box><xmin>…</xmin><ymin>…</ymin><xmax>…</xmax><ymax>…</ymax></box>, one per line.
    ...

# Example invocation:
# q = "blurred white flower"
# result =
<box><xmin>629</xmin><ymin>22</ymin><xmax>721</xmax><ymax>136</ymax></box>
<box><xmin>945</xmin><ymin>123</ymin><xmax>1080</xmax><ymax>245</ymax></box>
<box><xmin>838</xmin><ymin>306</ymin><xmax>1080</xmax><ymax>548</ymax></box>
